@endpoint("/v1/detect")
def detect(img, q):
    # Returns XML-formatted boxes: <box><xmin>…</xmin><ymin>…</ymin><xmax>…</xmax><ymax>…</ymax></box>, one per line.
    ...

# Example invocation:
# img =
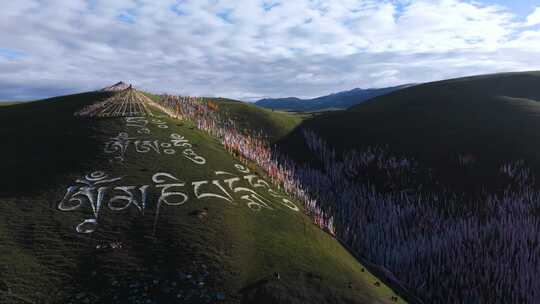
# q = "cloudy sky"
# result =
<box><xmin>1</xmin><ymin>0</ymin><xmax>540</xmax><ymax>101</ymax></box>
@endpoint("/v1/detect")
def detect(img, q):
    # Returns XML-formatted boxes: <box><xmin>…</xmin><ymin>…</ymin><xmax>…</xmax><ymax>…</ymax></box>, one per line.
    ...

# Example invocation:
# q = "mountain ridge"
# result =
<box><xmin>255</xmin><ymin>84</ymin><xmax>413</xmax><ymax>112</ymax></box>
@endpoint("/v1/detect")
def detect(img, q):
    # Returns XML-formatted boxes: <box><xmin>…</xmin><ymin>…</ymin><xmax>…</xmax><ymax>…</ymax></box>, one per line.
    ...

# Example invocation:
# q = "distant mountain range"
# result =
<box><xmin>255</xmin><ymin>84</ymin><xmax>413</xmax><ymax>112</ymax></box>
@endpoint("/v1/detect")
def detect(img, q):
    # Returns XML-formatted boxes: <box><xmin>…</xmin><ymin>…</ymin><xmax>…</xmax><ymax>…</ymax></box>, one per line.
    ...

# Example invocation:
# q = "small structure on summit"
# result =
<box><xmin>100</xmin><ymin>81</ymin><xmax>132</xmax><ymax>92</ymax></box>
<box><xmin>75</xmin><ymin>82</ymin><xmax>156</xmax><ymax>118</ymax></box>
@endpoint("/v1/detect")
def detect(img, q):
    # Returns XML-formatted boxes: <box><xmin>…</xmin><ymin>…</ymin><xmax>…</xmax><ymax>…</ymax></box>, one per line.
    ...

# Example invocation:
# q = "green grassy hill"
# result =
<box><xmin>0</xmin><ymin>91</ymin><xmax>403</xmax><ymax>303</ymax></box>
<box><xmin>204</xmin><ymin>98</ymin><xmax>309</xmax><ymax>144</ymax></box>
<box><xmin>278</xmin><ymin>71</ymin><xmax>540</xmax><ymax>188</ymax></box>
<box><xmin>0</xmin><ymin>101</ymin><xmax>24</xmax><ymax>106</ymax></box>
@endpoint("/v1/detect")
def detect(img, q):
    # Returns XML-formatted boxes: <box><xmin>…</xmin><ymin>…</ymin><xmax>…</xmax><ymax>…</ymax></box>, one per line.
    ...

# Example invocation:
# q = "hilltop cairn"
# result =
<box><xmin>75</xmin><ymin>82</ymin><xmax>154</xmax><ymax>118</ymax></box>
<box><xmin>100</xmin><ymin>81</ymin><xmax>132</xmax><ymax>92</ymax></box>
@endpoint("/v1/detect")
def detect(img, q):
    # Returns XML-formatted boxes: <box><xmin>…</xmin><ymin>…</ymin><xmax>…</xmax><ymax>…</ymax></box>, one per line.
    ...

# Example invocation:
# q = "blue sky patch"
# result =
<box><xmin>217</xmin><ymin>10</ymin><xmax>233</xmax><ymax>24</ymax></box>
<box><xmin>263</xmin><ymin>2</ymin><xmax>280</xmax><ymax>12</ymax></box>
<box><xmin>116</xmin><ymin>11</ymin><xmax>135</xmax><ymax>24</ymax></box>
<box><xmin>0</xmin><ymin>48</ymin><xmax>26</xmax><ymax>60</ymax></box>
<box><xmin>170</xmin><ymin>0</ymin><xmax>187</xmax><ymax>16</ymax></box>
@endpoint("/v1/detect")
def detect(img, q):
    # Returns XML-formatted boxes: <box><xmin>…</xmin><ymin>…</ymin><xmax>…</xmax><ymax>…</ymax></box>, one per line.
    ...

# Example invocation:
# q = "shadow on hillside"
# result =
<box><xmin>275</xmin><ymin>71</ymin><xmax>540</xmax><ymax>191</ymax></box>
<box><xmin>0</xmin><ymin>91</ymin><xmax>114</xmax><ymax>198</ymax></box>
<box><xmin>239</xmin><ymin>276</ymin><xmax>286</xmax><ymax>304</ymax></box>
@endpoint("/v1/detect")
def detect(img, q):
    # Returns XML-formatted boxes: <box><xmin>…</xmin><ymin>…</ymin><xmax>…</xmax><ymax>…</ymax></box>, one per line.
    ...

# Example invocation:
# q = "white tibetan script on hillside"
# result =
<box><xmin>57</xmin><ymin>164</ymin><xmax>298</xmax><ymax>234</ymax></box>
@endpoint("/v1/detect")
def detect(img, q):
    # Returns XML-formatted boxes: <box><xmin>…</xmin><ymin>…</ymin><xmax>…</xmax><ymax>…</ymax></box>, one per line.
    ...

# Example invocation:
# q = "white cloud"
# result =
<box><xmin>526</xmin><ymin>7</ymin><xmax>540</xmax><ymax>26</ymax></box>
<box><xmin>0</xmin><ymin>0</ymin><xmax>539</xmax><ymax>100</ymax></box>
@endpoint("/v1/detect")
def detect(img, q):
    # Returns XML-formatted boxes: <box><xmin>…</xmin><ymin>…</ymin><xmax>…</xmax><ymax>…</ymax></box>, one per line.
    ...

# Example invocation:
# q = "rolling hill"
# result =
<box><xmin>255</xmin><ymin>85</ymin><xmax>411</xmax><ymax>112</ymax></box>
<box><xmin>272</xmin><ymin>71</ymin><xmax>540</xmax><ymax>303</ymax></box>
<box><xmin>207</xmin><ymin>98</ymin><xmax>310</xmax><ymax>143</ymax></box>
<box><xmin>0</xmin><ymin>88</ymin><xmax>404</xmax><ymax>303</ymax></box>
<box><xmin>279</xmin><ymin>71</ymin><xmax>540</xmax><ymax>187</ymax></box>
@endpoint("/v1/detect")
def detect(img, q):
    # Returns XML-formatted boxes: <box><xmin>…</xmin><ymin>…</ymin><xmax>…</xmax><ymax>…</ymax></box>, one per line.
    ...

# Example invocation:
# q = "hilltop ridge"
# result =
<box><xmin>101</xmin><ymin>81</ymin><xmax>132</xmax><ymax>92</ymax></box>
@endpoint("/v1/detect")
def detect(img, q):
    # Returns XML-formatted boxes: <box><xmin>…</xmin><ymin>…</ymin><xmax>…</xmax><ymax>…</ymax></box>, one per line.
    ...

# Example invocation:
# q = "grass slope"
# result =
<box><xmin>0</xmin><ymin>92</ymin><xmax>402</xmax><ymax>303</ymax></box>
<box><xmin>0</xmin><ymin>102</ymin><xmax>24</xmax><ymax>106</ymax></box>
<box><xmin>207</xmin><ymin>98</ymin><xmax>309</xmax><ymax>144</ymax></box>
<box><xmin>278</xmin><ymin>71</ymin><xmax>540</xmax><ymax>187</ymax></box>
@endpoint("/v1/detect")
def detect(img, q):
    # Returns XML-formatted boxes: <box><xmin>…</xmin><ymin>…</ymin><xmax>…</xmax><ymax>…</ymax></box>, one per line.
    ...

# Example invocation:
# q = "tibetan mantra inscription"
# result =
<box><xmin>58</xmin><ymin>164</ymin><xmax>298</xmax><ymax>234</ymax></box>
<box><xmin>104</xmin><ymin>132</ymin><xmax>205</xmax><ymax>164</ymax></box>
